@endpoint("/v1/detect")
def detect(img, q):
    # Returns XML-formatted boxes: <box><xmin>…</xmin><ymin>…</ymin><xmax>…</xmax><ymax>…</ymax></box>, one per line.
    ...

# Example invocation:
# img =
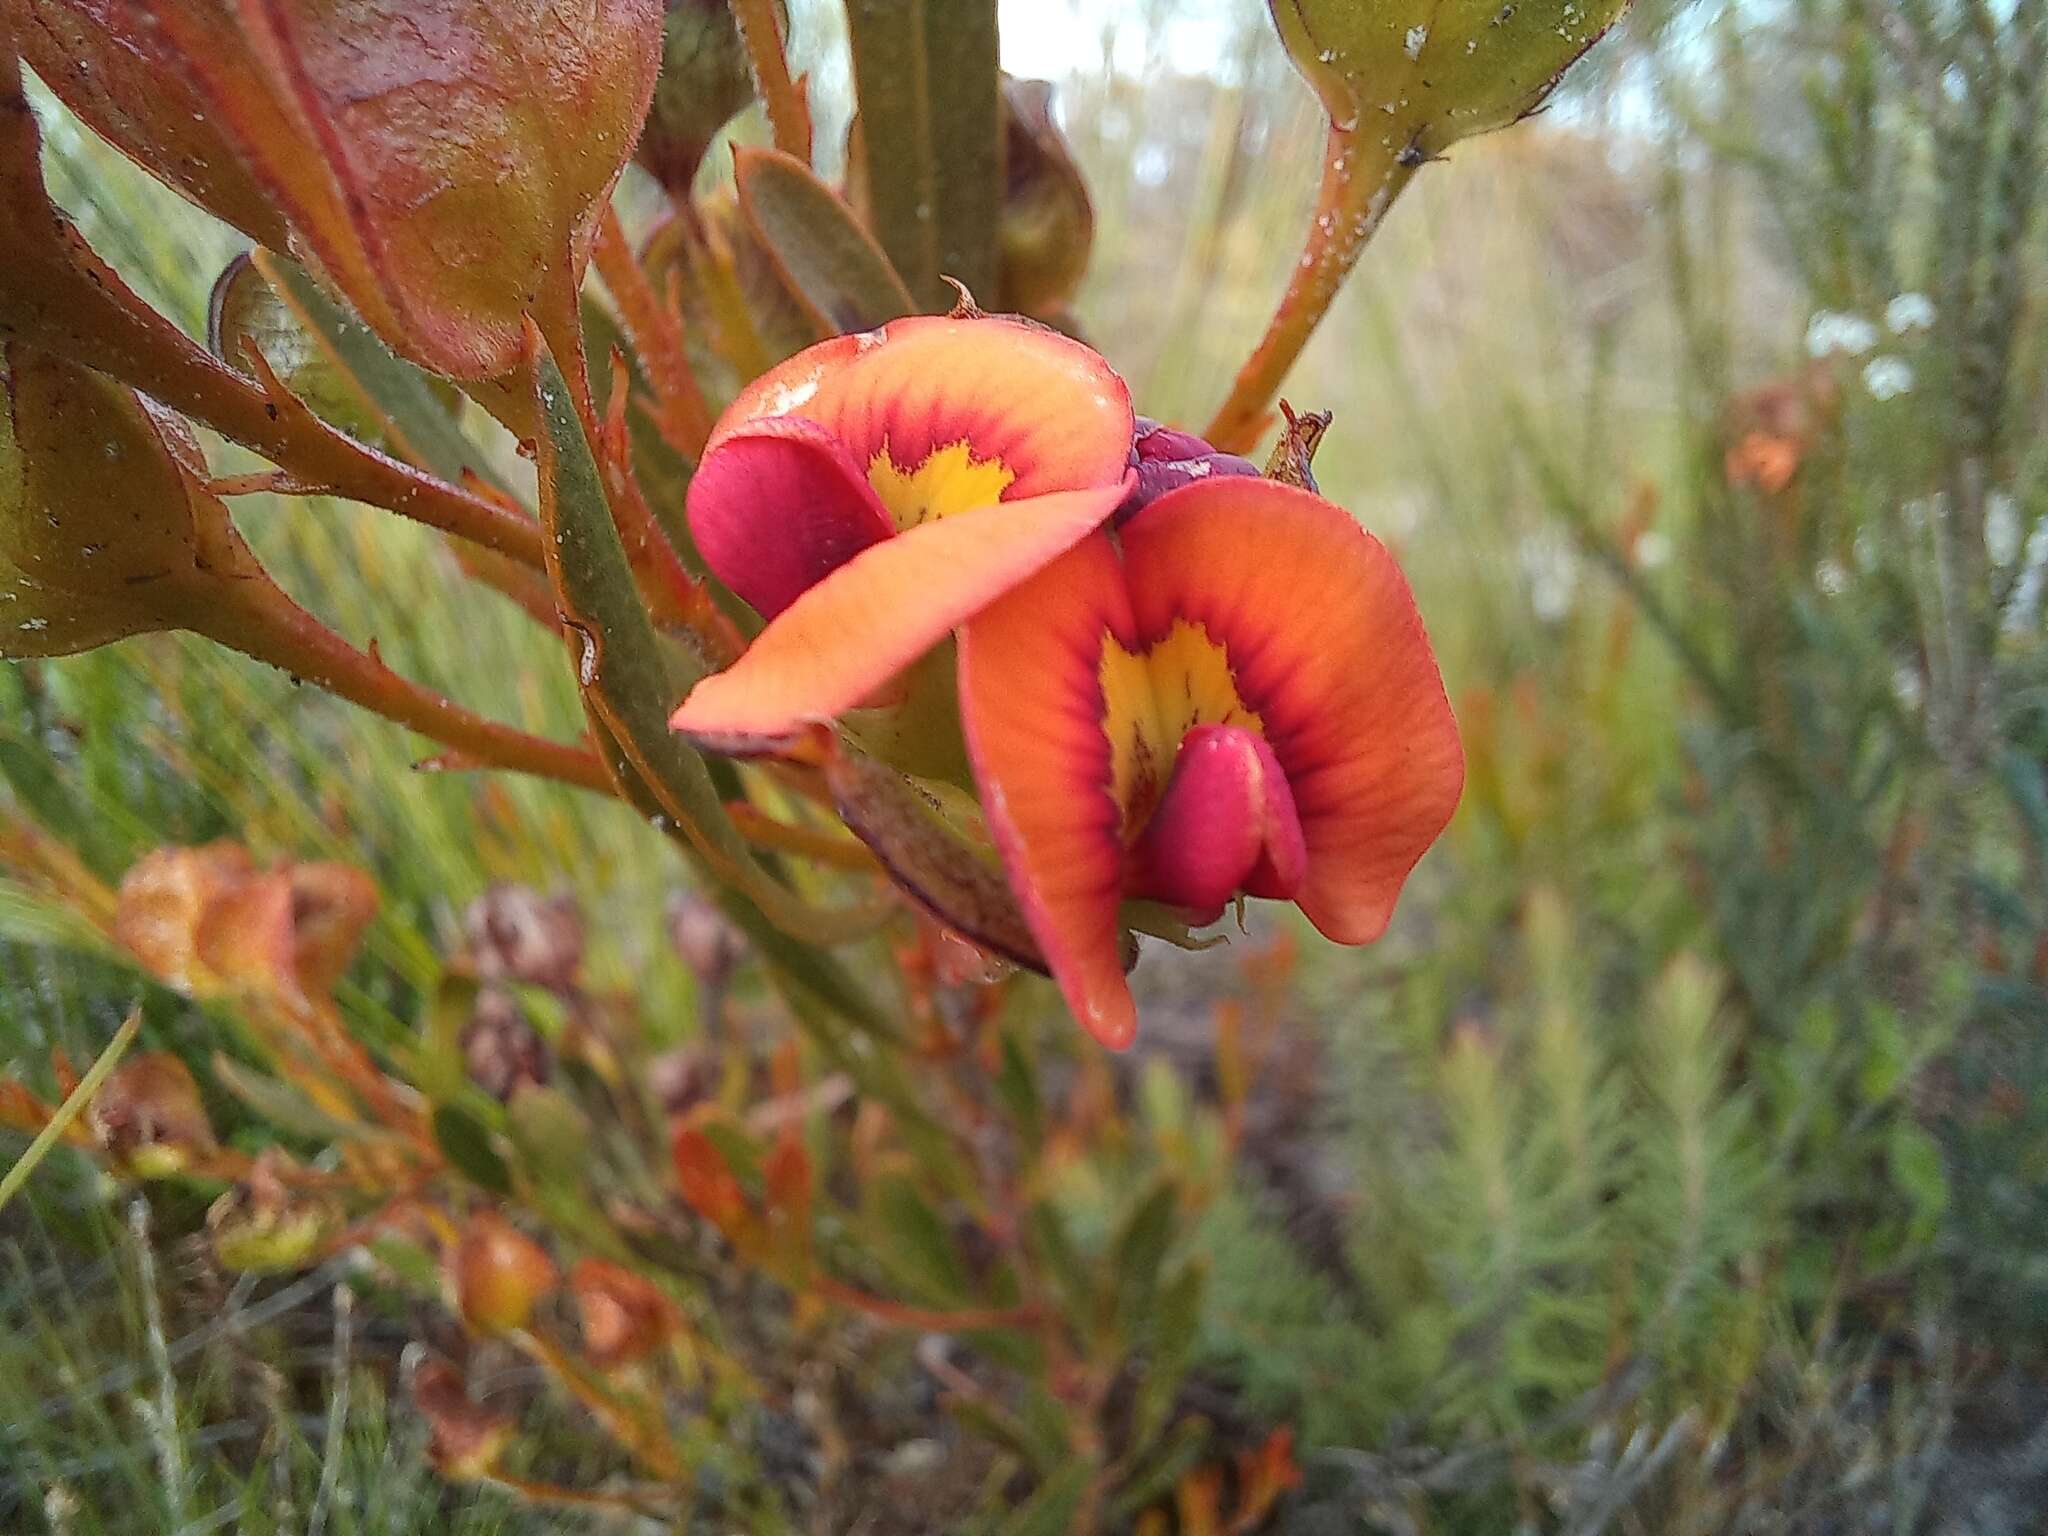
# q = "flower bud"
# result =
<box><xmin>1115</xmin><ymin>418</ymin><xmax>1261</xmax><ymax>525</ymax></box>
<box><xmin>461</xmin><ymin>990</ymin><xmax>553</xmax><ymax>1102</ymax></box>
<box><xmin>667</xmin><ymin>890</ymin><xmax>747</xmax><ymax>993</ymax></box>
<box><xmin>448</xmin><ymin>1210</ymin><xmax>558</xmax><ymax>1334</ymax></box>
<box><xmin>1</xmin><ymin>344</ymin><xmax>256</xmax><ymax>659</ymax></box>
<box><xmin>1268</xmin><ymin>0</ymin><xmax>1629</xmax><ymax>155</ymax></box>
<box><xmin>411</xmin><ymin>1356</ymin><xmax>516</xmax><ymax>1481</ymax></box>
<box><xmin>570</xmin><ymin>1257</ymin><xmax>681</xmax><ymax>1369</ymax></box>
<box><xmin>462</xmin><ymin>884</ymin><xmax>584</xmax><ymax>992</ymax></box>
<box><xmin>88</xmin><ymin>1053</ymin><xmax>217</xmax><ymax>1177</ymax></box>
<box><xmin>116</xmin><ymin>843</ymin><xmax>376</xmax><ymax>1002</ymax></box>
<box><xmin>114</xmin><ymin>843</ymin><xmax>259</xmax><ymax>994</ymax></box>
<box><xmin>635</xmin><ymin>0</ymin><xmax>773</xmax><ymax>200</ymax></box>
<box><xmin>15</xmin><ymin>0</ymin><xmax>664</xmax><ymax>379</ymax></box>
<box><xmin>996</xmin><ymin>77</ymin><xmax>1095</xmax><ymax>318</ymax></box>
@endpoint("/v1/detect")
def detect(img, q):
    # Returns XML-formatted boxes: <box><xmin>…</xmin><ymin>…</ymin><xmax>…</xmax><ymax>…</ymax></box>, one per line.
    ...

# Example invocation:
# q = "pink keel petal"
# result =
<box><xmin>1130</xmin><ymin>725</ymin><xmax>1306</xmax><ymax>918</ymax></box>
<box><xmin>685</xmin><ymin>418</ymin><xmax>894</xmax><ymax>619</ymax></box>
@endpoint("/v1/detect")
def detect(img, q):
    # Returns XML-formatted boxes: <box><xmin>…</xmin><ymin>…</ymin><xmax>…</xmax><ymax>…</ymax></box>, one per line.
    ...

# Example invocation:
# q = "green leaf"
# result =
<box><xmin>414</xmin><ymin>971</ymin><xmax>478</xmax><ymax>1106</ymax></box>
<box><xmin>1887</xmin><ymin>1120</ymin><xmax>1949</xmax><ymax>1240</ymax></box>
<box><xmin>1105</xmin><ymin>1416</ymin><xmax>1210</xmax><ymax>1527</ymax></box>
<box><xmin>210</xmin><ymin>1054</ymin><xmax>398</xmax><ymax>1147</ymax></box>
<box><xmin>0</xmin><ymin>735</ymin><xmax>128</xmax><ymax>879</ymax></box>
<box><xmin>254</xmin><ymin>252</ymin><xmax>503</xmax><ymax>492</ymax></box>
<box><xmin>504</xmin><ymin>1083</ymin><xmax>592</xmax><ymax>1186</ymax></box>
<box><xmin>993</xmin><ymin>1463</ymin><xmax>1094</xmax><ymax>1536</ymax></box>
<box><xmin>432</xmin><ymin>1102</ymin><xmax>513</xmax><ymax>1195</ymax></box>
<box><xmin>737</xmin><ymin>147</ymin><xmax>917</xmax><ymax>335</ymax></box>
<box><xmin>1024</xmin><ymin>1200</ymin><xmax>1092</xmax><ymax>1315</ymax></box>
<box><xmin>529</xmin><ymin>336</ymin><xmax>895</xmax><ymax>952</ymax></box>
<box><xmin>1110</xmin><ymin>1178</ymin><xmax>1179</xmax><ymax>1334</ymax></box>
<box><xmin>867</xmin><ymin>1174</ymin><xmax>970</xmax><ymax>1303</ymax></box>
<box><xmin>846</xmin><ymin>0</ymin><xmax>1001</xmax><ymax>309</ymax></box>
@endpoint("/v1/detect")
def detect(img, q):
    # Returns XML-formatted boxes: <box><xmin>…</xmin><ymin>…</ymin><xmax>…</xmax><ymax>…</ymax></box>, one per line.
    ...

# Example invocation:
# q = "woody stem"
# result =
<box><xmin>184</xmin><ymin>576</ymin><xmax>612</xmax><ymax>795</ymax></box>
<box><xmin>1202</xmin><ymin>122</ymin><xmax>1415</xmax><ymax>453</ymax></box>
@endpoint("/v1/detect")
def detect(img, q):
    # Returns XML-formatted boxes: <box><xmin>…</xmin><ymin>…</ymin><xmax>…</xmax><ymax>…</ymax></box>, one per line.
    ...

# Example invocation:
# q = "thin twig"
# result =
<box><xmin>731</xmin><ymin>0</ymin><xmax>812</xmax><ymax>162</ymax></box>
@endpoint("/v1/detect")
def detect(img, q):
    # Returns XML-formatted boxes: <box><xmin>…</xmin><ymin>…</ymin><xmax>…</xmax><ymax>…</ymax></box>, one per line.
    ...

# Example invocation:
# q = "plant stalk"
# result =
<box><xmin>1203</xmin><ymin>123</ymin><xmax>1415</xmax><ymax>452</ymax></box>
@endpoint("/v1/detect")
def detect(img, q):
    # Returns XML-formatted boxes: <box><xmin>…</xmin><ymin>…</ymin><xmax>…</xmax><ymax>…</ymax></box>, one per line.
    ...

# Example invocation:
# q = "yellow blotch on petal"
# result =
<box><xmin>1099</xmin><ymin>620</ymin><xmax>1264</xmax><ymax>840</ymax></box>
<box><xmin>869</xmin><ymin>441</ymin><xmax>1017</xmax><ymax>531</ymax></box>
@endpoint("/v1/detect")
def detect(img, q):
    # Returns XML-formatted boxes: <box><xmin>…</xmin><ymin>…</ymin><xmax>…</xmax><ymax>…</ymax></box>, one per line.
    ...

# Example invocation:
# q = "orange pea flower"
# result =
<box><xmin>959</xmin><ymin>480</ymin><xmax>1464</xmax><ymax>1047</ymax></box>
<box><xmin>669</xmin><ymin>314</ymin><xmax>1135</xmax><ymax>749</ymax></box>
<box><xmin>671</xmin><ymin>317</ymin><xmax>1459</xmax><ymax>1050</ymax></box>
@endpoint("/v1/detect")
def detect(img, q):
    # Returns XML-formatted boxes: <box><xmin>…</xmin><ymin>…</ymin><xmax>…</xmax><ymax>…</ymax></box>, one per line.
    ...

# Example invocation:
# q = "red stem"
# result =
<box><xmin>1203</xmin><ymin>124</ymin><xmax>1414</xmax><ymax>453</ymax></box>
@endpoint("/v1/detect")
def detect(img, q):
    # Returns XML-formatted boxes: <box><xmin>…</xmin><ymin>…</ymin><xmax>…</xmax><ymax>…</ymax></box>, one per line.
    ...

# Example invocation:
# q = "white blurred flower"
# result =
<box><xmin>2004</xmin><ymin>521</ymin><xmax>2048</xmax><ymax>636</ymax></box>
<box><xmin>1886</xmin><ymin>292</ymin><xmax>1937</xmax><ymax>334</ymax></box>
<box><xmin>1518</xmin><ymin>531</ymin><xmax>1579</xmax><ymax>624</ymax></box>
<box><xmin>1815</xmin><ymin>559</ymin><xmax>1849</xmax><ymax>597</ymax></box>
<box><xmin>1633</xmin><ymin>530</ymin><xmax>1673</xmax><ymax>570</ymax></box>
<box><xmin>1892</xmin><ymin>665</ymin><xmax>1924</xmax><ymax>712</ymax></box>
<box><xmin>1862</xmin><ymin>356</ymin><xmax>1915</xmax><ymax>400</ymax></box>
<box><xmin>1986</xmin><ymin>491</ymin><xmax>2022</xmax><ymax>567</ymax></box>
<box><xmin>1806</xmin><ymin>310</ymin><xmax>1878</xmax><ymax>358</ymax></box>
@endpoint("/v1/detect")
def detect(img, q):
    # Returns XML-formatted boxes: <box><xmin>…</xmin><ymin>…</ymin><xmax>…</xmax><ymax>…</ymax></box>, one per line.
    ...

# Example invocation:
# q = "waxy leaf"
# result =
<box><xmin>736</xmin><ymin>147</ymin><xmax>918</xmax><ymax>336</ymax></box>
<box><xmin>1268</xmin><ymin>0</ymin><xmax>1629</xmax><ymax>155</ymax></box>
<box><xmin>15</xmin><ymin>0</ymin><xmax>664</xmax><ymax>378</ymax></box>
<box><xmin>845</xmin><ymin>0</ymin><xmax>1002</xmax><ymax>309</ymax></box>
<box><xmin>209</xmin><ymin>252</ymin><xmax>417</xmax><ymax>448</ymax></box>
<box><xmin>0</xmin><ymin>343</ymin><xmax>256</xmax><ymax>658</ymax></box>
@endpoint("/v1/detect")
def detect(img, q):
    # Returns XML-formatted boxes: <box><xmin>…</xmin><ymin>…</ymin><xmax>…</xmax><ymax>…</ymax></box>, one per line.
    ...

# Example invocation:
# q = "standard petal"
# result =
<box><xmin>958</xmin><ymin>537</ymin><xmax>1140</xmax><ymax>1049</ymax></box>
<box><xmin>671</xmin><ymin>479</ymin><xmax>1132</xmax><ymax>751</ymax></box>
<box><xmin>1120</xmin><ymin>479</ymin><xmax>1463</xmax><ymax>945</ymax></box>
<box><xmin>712</xmin><ymin>316</ymin><xmax>1133</xmax><ymax>499</ymax></box>
<box><xmin>687</xmin><ymin>418</ymin><xmax>894</xmax><ymax>618</ymax></box>
<box><xmin>1130</xmin><ymin>724</ymin><xmax>1306</xmax><ymax>919</ymax></box>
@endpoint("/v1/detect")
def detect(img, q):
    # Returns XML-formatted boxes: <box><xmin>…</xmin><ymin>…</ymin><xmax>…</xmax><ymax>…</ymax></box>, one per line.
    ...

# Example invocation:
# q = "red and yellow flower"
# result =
<box><xmin>960</xmin><ymin>480</ymin><xmax>1462</xmax><ymax>1046</ymax></box>
<box><xmin>673</xmin><ymin>314</ymin><xmax>1135</xmax><ymax>749</ymax></box>
<box><xmin>672</xmin><ymin>316</ymin><xmax>1461</xmax><ymax>1049</ymax></box>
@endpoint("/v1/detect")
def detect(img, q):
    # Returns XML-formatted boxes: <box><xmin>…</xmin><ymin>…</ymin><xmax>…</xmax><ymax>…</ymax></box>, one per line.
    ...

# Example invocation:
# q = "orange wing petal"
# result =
<box><xmin>958</xmin><ymin>537</ymin><xmax>1141</xmax><ymax>1049</ymax></box>
<box><xmin>671</xmin><ymin>479</ymin><xmax>1132</xmax><ymax>751</ymax></box>
<box><xmin>713</xmin><ymin>316</ymin><xmax>1133</xmax><ymax>498</ymax></box>
<box><xmin>1120</xmin><ymin>479</ymin><xmax>1463</xmax><ymax>945</ymax></box>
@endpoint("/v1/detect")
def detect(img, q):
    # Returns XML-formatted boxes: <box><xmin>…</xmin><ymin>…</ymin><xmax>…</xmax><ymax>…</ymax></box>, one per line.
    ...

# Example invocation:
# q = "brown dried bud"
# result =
<box><xmin>461</xmin><ymin>990</ymin><xmax>553</xmax><ymax>1102</ymax></box>
<box><xmin>1262</xmin><ymin>400</ymin><xmax>1332</xmax><ymax>493</ymax></box>
<box><xmin>411</xmin><ymin>1355</ymin><xmax>516</xmax><ymax>1481</ymax></box>
<box><xmin>462</xmin><ymin>884</ymin><xmax>584</xmax><ymax>991</ymax></box>
<box><xmin>667</xmin><ymin>890</ymin><xmax>747</xmax><ymax>992</ymax></box>
<box><xmin>88</xmin><ymin>1052</ymin><xmax>217</xmax><ymax>1177</ymax></box>
<box><xmin>448</xmin><ymin>1210</ymin><xmax>557</xmax><ymax>1334</ymax></box>
<box><xmin>570</xmin><ymin>1256</ymin><xmax>681</xmax><ymax>1369</ymax></box>
<box><xmin>113</xmin><ymin>843</ymin><xmax>256</xmax><ymax>993</ymax></box>
<box><xmin>647</xmin><ymin>1045</ymin><xmax>716</xmax><ymax>1118</ymax></box>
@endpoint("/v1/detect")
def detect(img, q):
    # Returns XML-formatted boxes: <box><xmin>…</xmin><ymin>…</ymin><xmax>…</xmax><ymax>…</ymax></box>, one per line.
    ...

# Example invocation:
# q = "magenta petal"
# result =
<box><xmin>686</xmin><ymin>417</ymin><xmax>896</xmax><ymax>619</ymax></box>
<box><xmin>1130</xmin><ymin>724</ymin><xmax>1307</xmax><ymax>917</ymax></box>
